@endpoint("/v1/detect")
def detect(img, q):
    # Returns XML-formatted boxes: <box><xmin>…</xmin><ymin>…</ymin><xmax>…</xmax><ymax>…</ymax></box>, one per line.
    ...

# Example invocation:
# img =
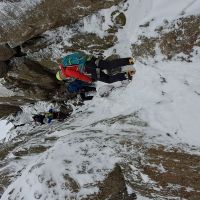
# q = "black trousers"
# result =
<box><xmin>81</xmin><ymin>85</ymin><xmax>96</xmax><ymax>93</ymax></box>
<box><xmin>80</xmin><ymin>86</ymin><xmax>96</xmax><ymax>101</ymax></box>
<box><xmin>98</xmin><ymin>71</ymin><xmax>127</xmax><ymax>83</ymax></box>
<box><xmin>80</xmin><ymin>93</ymin><xmax>93</xmax><ymax>101</ymax></box>
<box><xmin>85</xmin><ymin>57</ymin><xmax>130</xmax><ymax>83</ymax></box>
<box><xmin>98</xmin><ymin>58</ymin><xmax>130</xmax><ymax>69</ymax></box>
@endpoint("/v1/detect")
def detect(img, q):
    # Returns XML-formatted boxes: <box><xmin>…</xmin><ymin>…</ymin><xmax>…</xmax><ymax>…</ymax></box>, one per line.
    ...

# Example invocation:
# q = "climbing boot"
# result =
<box><xmin>127</xmin><ymin>68</ymin><xmax>136</xmax><ymax>80</ymax></box>
<box><xmin>129</xmin><ymin>57</ymin><xmax>135</xmax><ymax>65</ymax></box>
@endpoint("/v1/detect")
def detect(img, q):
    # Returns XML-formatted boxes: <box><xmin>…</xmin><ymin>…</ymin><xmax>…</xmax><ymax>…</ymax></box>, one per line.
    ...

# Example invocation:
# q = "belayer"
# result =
<box><xmin>55</xmin><ymin>52</ymin><xmax>135</xmax><ymax>83</ymax></box>
<box><xmin>33</xmin><ymin>109</ymin><xmax>70</xmax><ymax>124</ymax></box>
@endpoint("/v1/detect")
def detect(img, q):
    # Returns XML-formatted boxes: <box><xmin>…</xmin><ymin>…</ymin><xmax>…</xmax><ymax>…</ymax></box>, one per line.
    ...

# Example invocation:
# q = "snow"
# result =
<box><xmin>2</xmin><ymin>125</ymin><xmax>122</xmax><ymax>199</ymax></box>
<box><xmin>140</xmin><ymin>172</ymin><xmax>151</xmax><ymax>183</ymax></box>
<box><xmin>1</xmin><ymin>0</ymin><xmax>200</xmax><ymax>199</ymax></box>
<box><xmin>114</xmin><ymin>0</ymin><xmax>154</xmax><ymax>52</ymax></box>
<box><xmin>0</xmin><ymin>120</ymin><xmax>13</xmax><ymax>141</ymax></box>
<box><xmin>80</xmin><ymin>13</ymin><xmax>108</xmax><ymax>38</ymax></box>
<box><xmin>0</xmin><ymin>79</ymin><xmax>15</xmax><ymax>97</ymax></box>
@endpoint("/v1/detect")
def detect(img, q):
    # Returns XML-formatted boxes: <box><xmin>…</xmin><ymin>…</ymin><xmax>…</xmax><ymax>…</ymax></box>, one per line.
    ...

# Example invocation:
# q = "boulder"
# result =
<box><xmin>85</xmin><ymin>164</ymin><xmax>137</xmax><ymax>200</ymax></box>
<box><xmin>4</xmin><ymin>58</ymin><xmax>60</xmax><ymax>100</ymax></box>
<box><xmin>98</xmin><ymin>164</ymin><xmax>128</xmax><ymax>200</ymax></box>
<box><xmin>0</xmin><ymin>44</ymin><xmax>16</xmax><ymax>61</ymax></box>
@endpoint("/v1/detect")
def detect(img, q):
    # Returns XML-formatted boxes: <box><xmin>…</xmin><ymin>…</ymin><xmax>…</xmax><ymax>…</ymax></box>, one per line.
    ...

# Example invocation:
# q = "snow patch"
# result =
<box><xmin>0</xmin><ymin>120</ymin><xmax>13</xmax><ymax>141</ymax></box>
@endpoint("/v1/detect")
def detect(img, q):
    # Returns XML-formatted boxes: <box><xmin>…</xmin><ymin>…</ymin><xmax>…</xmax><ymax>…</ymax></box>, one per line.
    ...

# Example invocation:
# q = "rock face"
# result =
<box><xmin>97</xmin><ymin>165</ymin><xmax>130</xmax><ymax>200</ymax></box>
<box><xmin>0</xmin><ymin>62</ymin><xmax>10</xmax><ymax>78</ymax></box>
<box><xmin>0</xmin><ymin>104</ymin><xmax>22</xmax><ymax>118</ymax></box>
<box><xmin>0</xmin><ymin>45</ymin><xmax>16</xmax><ymax>61</ymax></box>
<box><xmin>85</xmin><ymin>164</ymin><xmax>136</xmax><ymax>200</ymax></box>
<box><xmin>0</xmin><ymin>0</ymin><xmax>123</xmax><ymax>46</ymax></box>
<box><xmin>4</xmin><ymin>57</ymin><xmax>60</xmax><ymax>100</ymax></box>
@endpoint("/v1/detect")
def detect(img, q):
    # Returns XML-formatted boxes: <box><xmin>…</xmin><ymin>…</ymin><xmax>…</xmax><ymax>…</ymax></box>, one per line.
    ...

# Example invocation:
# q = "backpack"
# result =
<box><xmin>61</xmin><ymin>52</ymin><xmax>91</xmax><ymax>73</ymax></box>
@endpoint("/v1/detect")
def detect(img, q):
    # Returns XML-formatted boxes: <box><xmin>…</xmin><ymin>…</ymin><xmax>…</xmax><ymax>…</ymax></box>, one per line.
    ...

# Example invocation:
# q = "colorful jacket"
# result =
<box><xmin>60</xmin><ymin>65</ymin><xmax>92</xmax><ymax>83</ymax></box>
<box><xmin>61</xmin><ymin>52</ymin><xmax>87</xmax><ymax>73</ymax></box>
<box><xmin>59</xmin><ymin>52</ymin><xmax>93</xmax><ymax>83</ymax></box>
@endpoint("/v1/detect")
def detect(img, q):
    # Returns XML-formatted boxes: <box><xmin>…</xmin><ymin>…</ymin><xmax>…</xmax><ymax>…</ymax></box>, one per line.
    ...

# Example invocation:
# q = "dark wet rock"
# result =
<box><xmin>0</xmin><ymin>104</ymin><xmax>22</xmax><ymax>118</ymax></box>
<box><xmin>0</xmin><ymin>62</ymin><xmax>10</xmax><ymax>78</ymax></box>
<box><xmin>4</xmin><ymin>57</ymin><xmax>60</xmax><ymax>100</ymax></box>
<box><xmin>0</xmin><ymin>44</ymin><xmax>16</xmax><ymax>61</ymax></box>
<box><xmin>0</xmin><ymin>0</ymin><xmax>123</xmax><ymax>46</ymax></box>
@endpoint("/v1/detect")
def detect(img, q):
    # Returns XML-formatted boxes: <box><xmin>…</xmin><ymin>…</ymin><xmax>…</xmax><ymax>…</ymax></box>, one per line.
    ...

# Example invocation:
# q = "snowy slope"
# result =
<box><xmin>1</xmin><ymin>0</ymin><xmax>200</xmax><ymax>199</ymax></box>
<box><xmin>75</xmin><ymin>59</ymin><xmax>200</xmax><ymax>146</ymax></box>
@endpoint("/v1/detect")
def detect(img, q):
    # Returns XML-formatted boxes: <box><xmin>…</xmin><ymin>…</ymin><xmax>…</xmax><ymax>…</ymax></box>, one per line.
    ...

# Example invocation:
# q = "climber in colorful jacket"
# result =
<box><xmin>67</xmin><ymin>79</ymin><xmax>96</xmax><ymax>101</ymax></box>
<box><xmin>56</xmin><ymin>52</ymin><xmax>135</xmax><ymax>84</ymax></box>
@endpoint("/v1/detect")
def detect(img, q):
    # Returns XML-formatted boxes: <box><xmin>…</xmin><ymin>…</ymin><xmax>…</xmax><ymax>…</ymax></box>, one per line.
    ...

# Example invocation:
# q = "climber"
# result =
<box><xmin>66</xmin><ymin>79</ymin><xmax>96</xmax><ymax>101</ymax></box>
<box><xmin>55</xmin><ymin>52</ymin><xmax>135</xmax><ymax>84</ymax></box>
<box><xmin>32</xmin><ymin>109</ymin><xmax>70</xmax><ymax>124</ymax></box>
